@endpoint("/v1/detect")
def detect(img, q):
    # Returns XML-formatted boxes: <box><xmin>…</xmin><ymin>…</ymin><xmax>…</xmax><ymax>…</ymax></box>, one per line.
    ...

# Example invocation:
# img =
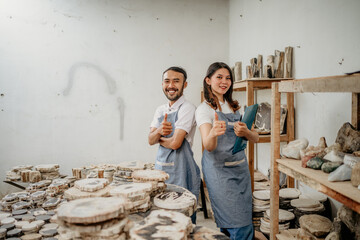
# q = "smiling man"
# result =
<box><xmin>148</xmin><ymin>66</ymin><xmax>201</xmax><ymax>223</ymax></box>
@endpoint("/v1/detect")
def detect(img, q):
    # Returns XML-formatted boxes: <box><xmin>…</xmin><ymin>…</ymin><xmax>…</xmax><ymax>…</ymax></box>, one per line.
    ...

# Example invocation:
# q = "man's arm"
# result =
<box><xmin>148</xmin><ymin>113</ymin><xmax>172</xmax><ymax>145</ymax></box>
<box><xmin>159</xmin><ymin>128</ymin><xmax>187</xmax><ymax>150</ymax></box>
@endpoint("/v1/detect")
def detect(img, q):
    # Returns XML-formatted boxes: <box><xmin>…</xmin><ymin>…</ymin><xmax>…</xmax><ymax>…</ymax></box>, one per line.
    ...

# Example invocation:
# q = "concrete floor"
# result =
<box><xmin>195</xmin><ymin>210</ymin><xmax>219</xmax><ymax>230</ymax></box>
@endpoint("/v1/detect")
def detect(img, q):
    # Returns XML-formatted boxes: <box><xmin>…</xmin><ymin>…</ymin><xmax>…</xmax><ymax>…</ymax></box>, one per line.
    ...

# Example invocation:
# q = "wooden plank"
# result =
<box><xmin>258</xmin><ymin>134</ymin><xmax>288</xmax><ymax>143</ymax></box>
<box><xmin>246</xmin><ymin>81</ymin><xmax>255</xmax><ymax>192</ymax></box>
<box><xmin>277</xmin><ymin>158</ymin><xmax>360</xmax><ymax>214</ymax></box>
<box><xmin>352</xmin><ymin>93</ymin><xmax>360</xmax><ymax>130</ymax></box>
<box><xmin>278</xmin><ymin>74</ymin><xmax>360</xmax><ymax>93</ymax></box>
<box><xmin>270</xmin><ymin>82</ymin><xmax>281</xmax><ymax>240</ymax></box>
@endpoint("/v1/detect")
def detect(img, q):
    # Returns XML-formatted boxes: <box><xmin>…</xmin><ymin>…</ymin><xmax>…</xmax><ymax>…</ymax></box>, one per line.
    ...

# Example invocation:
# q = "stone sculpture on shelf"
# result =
<box><xmin>306</xmin><ymin>157</ymin><xmax>324</xmax><ymax>170</ymax></box>
<box><xmin>343</xmin><ymin>154</ymin><xmax>360</xmax><ymax>168</ymax></box>
<box><xmin>254</xmin><ymin>102</ymin><xmax>287</xmax><ymax>134</ymax></box>
<box><xmin>335</xmin><ymin>122</ymin><xmax>360</xmax><ymax>153</ymax></box>
<box><xmin>323</xmin><ymin>149</ymin><xmax>345</xmax><ymax>163</ymax></box>
<box><xmin>300</xmin><ymin>137</ymin><xmax>327</xmax><ymax>168</ymax></box>
<box><xmin>281</xmin><ymin>138</ymin><xmax>309</xmax><ymax>160</ymax></box>
<box><xmin>321</xmin><ymin>161</ymin><xmax>342</xmax><ymax>173</ymax></box>
<box><xmin>328</xmin><ymin>164</ymin><xmax>352</xmax><ymax>182</ymax></box>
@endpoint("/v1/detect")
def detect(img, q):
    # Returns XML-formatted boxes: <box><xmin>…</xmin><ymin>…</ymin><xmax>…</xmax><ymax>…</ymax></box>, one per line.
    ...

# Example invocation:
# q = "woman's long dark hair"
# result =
<box><xmin>203</xmin><ymin>62</ymin><xmax>240</xmax><ymax>112</ymax></box>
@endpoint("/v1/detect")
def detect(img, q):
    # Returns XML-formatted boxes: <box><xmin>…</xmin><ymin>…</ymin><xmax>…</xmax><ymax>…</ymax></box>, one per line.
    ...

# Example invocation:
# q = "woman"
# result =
<box><xmin>195</xmin><ymin>62</ymin><xmax>259</xmax><ymax>240</ymax></box>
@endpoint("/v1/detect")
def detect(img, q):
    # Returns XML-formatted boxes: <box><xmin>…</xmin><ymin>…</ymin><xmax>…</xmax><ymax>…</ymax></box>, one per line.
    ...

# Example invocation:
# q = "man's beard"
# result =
<box><xmin>163</xmin><ymin>84</ymin><xmax>184</xmax><ymax>102</ymax></box>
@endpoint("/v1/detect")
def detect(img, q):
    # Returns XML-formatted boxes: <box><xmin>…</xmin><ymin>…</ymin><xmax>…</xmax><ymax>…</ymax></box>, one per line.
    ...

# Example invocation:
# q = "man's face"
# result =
<box><xmin>162</xmin><ymin>70</ymin><xmax>187</xmax><ymax>103</ymax></box>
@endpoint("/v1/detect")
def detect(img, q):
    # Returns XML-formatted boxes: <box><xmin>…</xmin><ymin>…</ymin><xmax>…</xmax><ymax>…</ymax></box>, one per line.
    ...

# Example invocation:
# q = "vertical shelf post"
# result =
<box><xmin>286</xmin><ymin>92</ymin><xmax>295</xmax><ymax>188</ymax></box>
<box><xmin>352</xmin><ymin>93</ymin><xmax>360</xmax><ymax>130</ymax></box>
<box><xmin>246</xmin><ymin>81</ymin><xmax>255</xmax><ymax>192</ymax></box>
<box><xmin>270</xmin><ymin>82</ymin><xmax>281</xmax><ymax>240</ymax></box>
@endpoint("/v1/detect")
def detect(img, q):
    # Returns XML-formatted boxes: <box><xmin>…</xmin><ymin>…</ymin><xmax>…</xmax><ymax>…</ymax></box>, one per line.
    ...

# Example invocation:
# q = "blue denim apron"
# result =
<box><xmin>154</xmin><ymin>106</ymin><xmax>201</xmax><ymax>199</ymax></box>
<box><xmin>202</xmin><ymin>111</ymin><xmax>252</xmax><ymax>229</ymax></box>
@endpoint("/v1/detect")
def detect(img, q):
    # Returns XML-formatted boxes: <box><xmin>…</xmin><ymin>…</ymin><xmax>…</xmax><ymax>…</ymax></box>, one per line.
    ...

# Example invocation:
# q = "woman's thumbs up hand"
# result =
<box><xmin>210</xmin><ymin>112</ymin><xmax>226</xmax><ymax>137</ymax></box>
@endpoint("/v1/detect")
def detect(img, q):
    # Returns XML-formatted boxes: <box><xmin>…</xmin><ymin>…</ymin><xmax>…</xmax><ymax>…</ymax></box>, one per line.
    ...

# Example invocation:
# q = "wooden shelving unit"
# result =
<box><xmin>269</xmin><ymin>74</ymin><xmax>360</xmax><ymax>240</ymax></box>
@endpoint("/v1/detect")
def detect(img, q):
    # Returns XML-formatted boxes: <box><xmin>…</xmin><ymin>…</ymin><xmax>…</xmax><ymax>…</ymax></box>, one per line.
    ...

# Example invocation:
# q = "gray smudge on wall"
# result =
<box><xmin>63</xmin><ymin>62</ymin><xmax>125</xmax><ymax>140</ymax></box>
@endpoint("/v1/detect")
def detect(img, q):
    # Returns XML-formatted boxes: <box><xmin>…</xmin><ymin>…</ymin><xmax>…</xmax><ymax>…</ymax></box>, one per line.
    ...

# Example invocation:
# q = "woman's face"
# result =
<box><xmin>206</xmin><ymin>68</ymin><xmax>231</xmax><ymax>100</ymax></box>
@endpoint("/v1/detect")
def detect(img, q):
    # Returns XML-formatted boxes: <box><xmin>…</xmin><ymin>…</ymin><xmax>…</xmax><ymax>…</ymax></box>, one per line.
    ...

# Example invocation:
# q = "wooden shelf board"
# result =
<box><xmin>277</xmin><ymin>158</ymin><xmax>360</xmax><ymax>214</ymax></box>
<box><xmin>236</xmin><ymin>78</ymin><xmax>293</xmax><ymax>82</ymax></box>
<box><xmin>278</xmin><ymin>74</ymin><xmax>360</xmax><ymax>93</ymax></box>
<box><xmin>258</xmin><ymin>134</ymin><xmax>288</xmax><ymax>143</ymax></box>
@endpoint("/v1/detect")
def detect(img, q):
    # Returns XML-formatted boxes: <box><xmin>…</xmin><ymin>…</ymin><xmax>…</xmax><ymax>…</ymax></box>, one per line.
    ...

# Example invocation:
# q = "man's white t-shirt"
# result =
<box><xmin>150</xmin><ymin>95</ymin><xmax>196</xmax><ymax>147</ymax></box>
<box><xmin>195</xmin><ymin>100</ymin><xmax>233</xmax><ymax>127</ymax></box>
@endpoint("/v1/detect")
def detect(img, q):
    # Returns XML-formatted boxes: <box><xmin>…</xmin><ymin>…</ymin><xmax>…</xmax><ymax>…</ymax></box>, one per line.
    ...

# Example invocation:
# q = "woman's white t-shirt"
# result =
<box><xmin>195</xmin><ymin>100</ymin><xmax>234</xmax><ymax>127</ymax></box>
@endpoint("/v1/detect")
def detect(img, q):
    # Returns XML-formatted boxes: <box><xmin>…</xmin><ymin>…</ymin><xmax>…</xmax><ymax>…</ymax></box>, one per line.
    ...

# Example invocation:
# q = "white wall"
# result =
<box><xmin>0</xmin><ymin>0</ymin><xmax>229</xmax><ymax>196</ymax></box>
<box><xmin>229</xmin><ymin>0</ymin><xmax>360</xmax><ymax>216</ymax></box>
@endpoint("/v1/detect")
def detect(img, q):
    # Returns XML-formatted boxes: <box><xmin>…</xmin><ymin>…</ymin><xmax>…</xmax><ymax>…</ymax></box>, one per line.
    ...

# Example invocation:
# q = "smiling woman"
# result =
<box><xmin>195</xmin><ymin>62</ymin><xmax>259</xmax><ymax>240</ymax></box>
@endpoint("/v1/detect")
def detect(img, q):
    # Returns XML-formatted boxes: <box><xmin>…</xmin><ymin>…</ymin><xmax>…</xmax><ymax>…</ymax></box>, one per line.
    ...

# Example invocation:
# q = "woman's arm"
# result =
<box><xmin>199</xmin><ymin>113</ymin><xmax>226</xmax><ymax>152</ymax></box>
<box><xmin>234</xmin><ymin>122</ymin><xmax>259</xmax><ymax>143</ymax></box>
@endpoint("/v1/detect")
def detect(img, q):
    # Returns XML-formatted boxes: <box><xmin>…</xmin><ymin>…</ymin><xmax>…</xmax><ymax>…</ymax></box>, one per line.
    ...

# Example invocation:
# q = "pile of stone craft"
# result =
<box><xmin>260</xmin><ymin>209</ymin><xmax>294</xmax><ymax>236</ymax></box>
<box><xmin>72</xmin><ymin>162</ymin><xmax>155</xmax><ymax>181</ymax></box>
<box><xmin>0</xmin><ymin>188</ymin><xmax>64</xmax><ymax>214</ymax></box>
<box><xmin>34</xmin><ymin>164</ymin><xmax>60</xmax><ymax>181</ymax></box>
<box><xmin>57</xmin><ymin>197</ymin><xmax>132</xmax><ymax>239</ymax></box>
<box><xmin>6</xmin><ymin>164</ymin><xmax>61</xmax><ymax>183</ymax></box>
<box><xmin>254</xmin><ymin>171</ymin><xmax>270</xmax><ymax>191</ymax></box>
<box><xmin>291</xmin><ymin>198</ymin><xmax>325</xmax><ymax>227</ymax></box>
<box><xmin>252</xmin><ymin>190</ymin><xmax>270</xmax><ymax>232</ymax></box>
<box><xmin>64</xmin><ymin>178</ymin><xmax>111</xmax><ymax>200</ymax></box>
<box><xmin>129</xmin><ymin>209</ymin><xmax>193</xmax><ymax>240</ymax></box>
<box><xmin>279</xmin><ymin>188</ymin><xmax>300</xmax><ymax>211</ymax></box>
<box><xmin>112</xmin><ymin>161</ymin><xmax>148</xmax><ymax>185</ymax></box>
<box><xmin>72</xmin><ymin>163</ymin><xmax>119</xmax><ymax>180</ymax></box>
<box><xmin>299</xmin><ymin>191</ymin><xmax>329</xmax><ymax>218</ymax></box>
<box><xmin>6</xmin><ymin>165</ymin><xmax>33</xmax><ymax>182</ymax></box>
<box><xmin>190</xmin><ymin>226</ymin><xmax>230</xmax><ymax>240</ymax></box>
<box><xmin>132</xmin><ymin>169</ymin><xmax>169</xmax><ymax>197</ymax></box>
<box><xmin>110</xmin><ymin>182</ymin><xmax>153</xmax><ymax>214</ymax></box>
<box><xmin>25</xmin><ymin>180</ymin><xmax>52</xmax><ymax>194</ymax></box>
<box><xmin>153</xmin><ymin>184</ymin><xmax>197</xmax><ymax>217</ymax></box>
<box><xmin>0</xmin><ymin>206</ymin><xmax>58</xmax><ymax>239</ymax></box>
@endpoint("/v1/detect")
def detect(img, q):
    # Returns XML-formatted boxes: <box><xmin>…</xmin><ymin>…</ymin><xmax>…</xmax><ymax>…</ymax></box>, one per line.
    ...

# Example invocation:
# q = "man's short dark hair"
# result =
<box><xmin>162</xmin><ymin>66</ymin><xmax>187</xmax><ymax>81</ymax></box>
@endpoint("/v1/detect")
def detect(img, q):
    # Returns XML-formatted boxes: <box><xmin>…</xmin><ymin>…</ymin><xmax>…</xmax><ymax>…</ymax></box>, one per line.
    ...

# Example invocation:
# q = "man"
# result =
<box><xmin>149</xmin><ymin>67</ymin><xmax>201</xmax><ymax>219</ymax></box>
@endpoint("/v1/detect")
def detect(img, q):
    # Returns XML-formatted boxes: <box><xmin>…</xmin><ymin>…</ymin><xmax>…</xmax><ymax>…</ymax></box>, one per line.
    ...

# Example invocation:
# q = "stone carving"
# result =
<box><xmin>335</xmin><ymin>122</ymin><xmax>360</xmax><ymax>153</ymax></box>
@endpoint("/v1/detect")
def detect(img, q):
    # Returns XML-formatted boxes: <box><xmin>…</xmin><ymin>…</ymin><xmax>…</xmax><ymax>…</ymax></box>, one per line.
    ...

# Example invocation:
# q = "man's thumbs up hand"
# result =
<box><xmin>160</xmin><ymin>113</ymin><xmax>172</xmax><ymax>136</ymax></box>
